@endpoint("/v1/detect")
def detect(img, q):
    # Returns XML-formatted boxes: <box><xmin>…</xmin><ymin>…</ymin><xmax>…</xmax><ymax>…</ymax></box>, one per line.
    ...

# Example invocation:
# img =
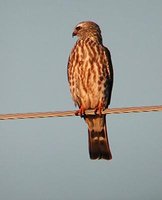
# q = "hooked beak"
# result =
<box><xmin>72</xmin><ymin>30</ymin><xmax>77</xmax><ymax>37</ymax></box>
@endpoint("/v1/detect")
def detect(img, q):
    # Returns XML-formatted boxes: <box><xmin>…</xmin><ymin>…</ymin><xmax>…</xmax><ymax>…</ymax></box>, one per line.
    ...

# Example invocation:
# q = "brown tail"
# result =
<box><xmin>85</xmin><ymin>115</ymin><xmax>112</xmax><ymax>160</ymax></box>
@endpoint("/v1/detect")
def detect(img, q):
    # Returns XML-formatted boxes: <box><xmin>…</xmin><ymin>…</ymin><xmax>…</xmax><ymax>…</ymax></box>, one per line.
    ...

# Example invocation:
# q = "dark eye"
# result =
<box><xmin>76</xmin><ymin>26</ymin><xmax>81</xmax><ymax>31</ymax></box>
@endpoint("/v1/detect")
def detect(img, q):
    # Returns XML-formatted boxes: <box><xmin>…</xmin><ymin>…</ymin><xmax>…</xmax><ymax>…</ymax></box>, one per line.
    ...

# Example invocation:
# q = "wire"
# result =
<box><xmin>0</xmin><ymin>105</ymin><xmax>161</xmax><ymax>120</ymax></box>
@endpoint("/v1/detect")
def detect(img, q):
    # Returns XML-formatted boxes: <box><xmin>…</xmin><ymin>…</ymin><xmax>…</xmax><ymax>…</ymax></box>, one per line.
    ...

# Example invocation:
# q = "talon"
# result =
<box><xmin>94</xmin><ymin>101</ymin><xmax>103</xmax><ymax>116</ymax></box>
<box><xmin>75</xmin><ymin>105</ymin><xmax>85</xmax><ymax>117</ymax></box>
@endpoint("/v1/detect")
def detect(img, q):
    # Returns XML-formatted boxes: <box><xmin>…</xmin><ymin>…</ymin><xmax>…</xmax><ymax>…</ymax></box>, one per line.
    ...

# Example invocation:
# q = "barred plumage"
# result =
<box><xmin>67</xmin><ymin>21</ymin><xmax>113</xmax><ymax>160</ymax></box>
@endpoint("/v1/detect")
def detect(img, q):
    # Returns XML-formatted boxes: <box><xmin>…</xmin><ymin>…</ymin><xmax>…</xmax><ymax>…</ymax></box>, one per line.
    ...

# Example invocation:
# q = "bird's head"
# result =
<box><xmin>72</xmin><ymin>21</ymin><xmax>102</xmax><ymax>43</ymax></box>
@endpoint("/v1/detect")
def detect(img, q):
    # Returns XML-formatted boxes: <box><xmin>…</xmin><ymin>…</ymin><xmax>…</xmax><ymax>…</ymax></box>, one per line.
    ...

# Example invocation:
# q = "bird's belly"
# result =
<box><xmin>69</xmin><ymin>41</ymin><xmax>109</xmax><ymax>110</ymax></box>
<box><xmin>74</xmin><ymin>71</ymin><xmax>106</xmax><ymax>109</ymax></box>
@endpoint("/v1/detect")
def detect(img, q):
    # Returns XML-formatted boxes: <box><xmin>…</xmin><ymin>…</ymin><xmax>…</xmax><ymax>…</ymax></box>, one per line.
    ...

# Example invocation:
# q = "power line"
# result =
<box><xmin>0</xmin><ymin>105</ymin><xmax>161</xmax><ymax>120</ymax></box>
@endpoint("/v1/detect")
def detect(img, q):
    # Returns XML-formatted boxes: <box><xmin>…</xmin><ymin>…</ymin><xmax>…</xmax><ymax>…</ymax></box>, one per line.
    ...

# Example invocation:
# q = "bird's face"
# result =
<box><xmin>72</xmin><ymin>21</ymin><xmax>102</xmax><ymax>42</ymax></box>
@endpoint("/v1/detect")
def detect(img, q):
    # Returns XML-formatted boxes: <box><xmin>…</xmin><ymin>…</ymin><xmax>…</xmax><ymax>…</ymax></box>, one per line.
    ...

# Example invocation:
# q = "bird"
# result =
<box><xmin>67</xmin><ymin>21</ymin><xmax>113</xmax><ymax>160</ymax></box>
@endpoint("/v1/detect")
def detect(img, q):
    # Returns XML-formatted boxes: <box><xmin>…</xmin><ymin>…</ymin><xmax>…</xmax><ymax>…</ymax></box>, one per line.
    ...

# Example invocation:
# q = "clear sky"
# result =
<box><xmin>0</xmin><ymin>0</ymin><xmax>162</xmax><ymax>199</ymax></box>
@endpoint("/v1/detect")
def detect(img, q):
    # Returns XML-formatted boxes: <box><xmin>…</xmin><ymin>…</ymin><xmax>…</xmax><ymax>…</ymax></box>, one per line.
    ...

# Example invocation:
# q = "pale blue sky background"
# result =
<box><xmin>0</xmin><ymin>0</ymin><xmax>162</xmax><ymax>199</ymax></box>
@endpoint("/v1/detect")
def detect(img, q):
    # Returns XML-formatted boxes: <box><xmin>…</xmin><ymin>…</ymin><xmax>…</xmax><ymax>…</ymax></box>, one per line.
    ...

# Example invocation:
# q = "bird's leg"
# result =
<box><xmin>94</xmin><ymin>101</ymin><xmax>103</xmax><ymax>116</ymax></box>
<box><xmin>75</xmin><ymin>105</ymin><xmax>85</xmax><ymax>117</ymax></box>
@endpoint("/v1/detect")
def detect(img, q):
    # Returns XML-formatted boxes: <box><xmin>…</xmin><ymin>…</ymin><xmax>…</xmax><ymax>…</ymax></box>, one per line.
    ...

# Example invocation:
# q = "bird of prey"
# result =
<box><xmin>67</xmin><ymin>21</ymin><xmax>113</xmax><ymax>160</ymax></box>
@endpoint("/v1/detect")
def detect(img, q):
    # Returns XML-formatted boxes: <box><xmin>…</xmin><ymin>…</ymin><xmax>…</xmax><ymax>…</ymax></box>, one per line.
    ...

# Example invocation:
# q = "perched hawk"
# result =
<box><xmin>67</xmin><ymin>21</ymin><xmax>113</xmax><ymax>160</ymax></box>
